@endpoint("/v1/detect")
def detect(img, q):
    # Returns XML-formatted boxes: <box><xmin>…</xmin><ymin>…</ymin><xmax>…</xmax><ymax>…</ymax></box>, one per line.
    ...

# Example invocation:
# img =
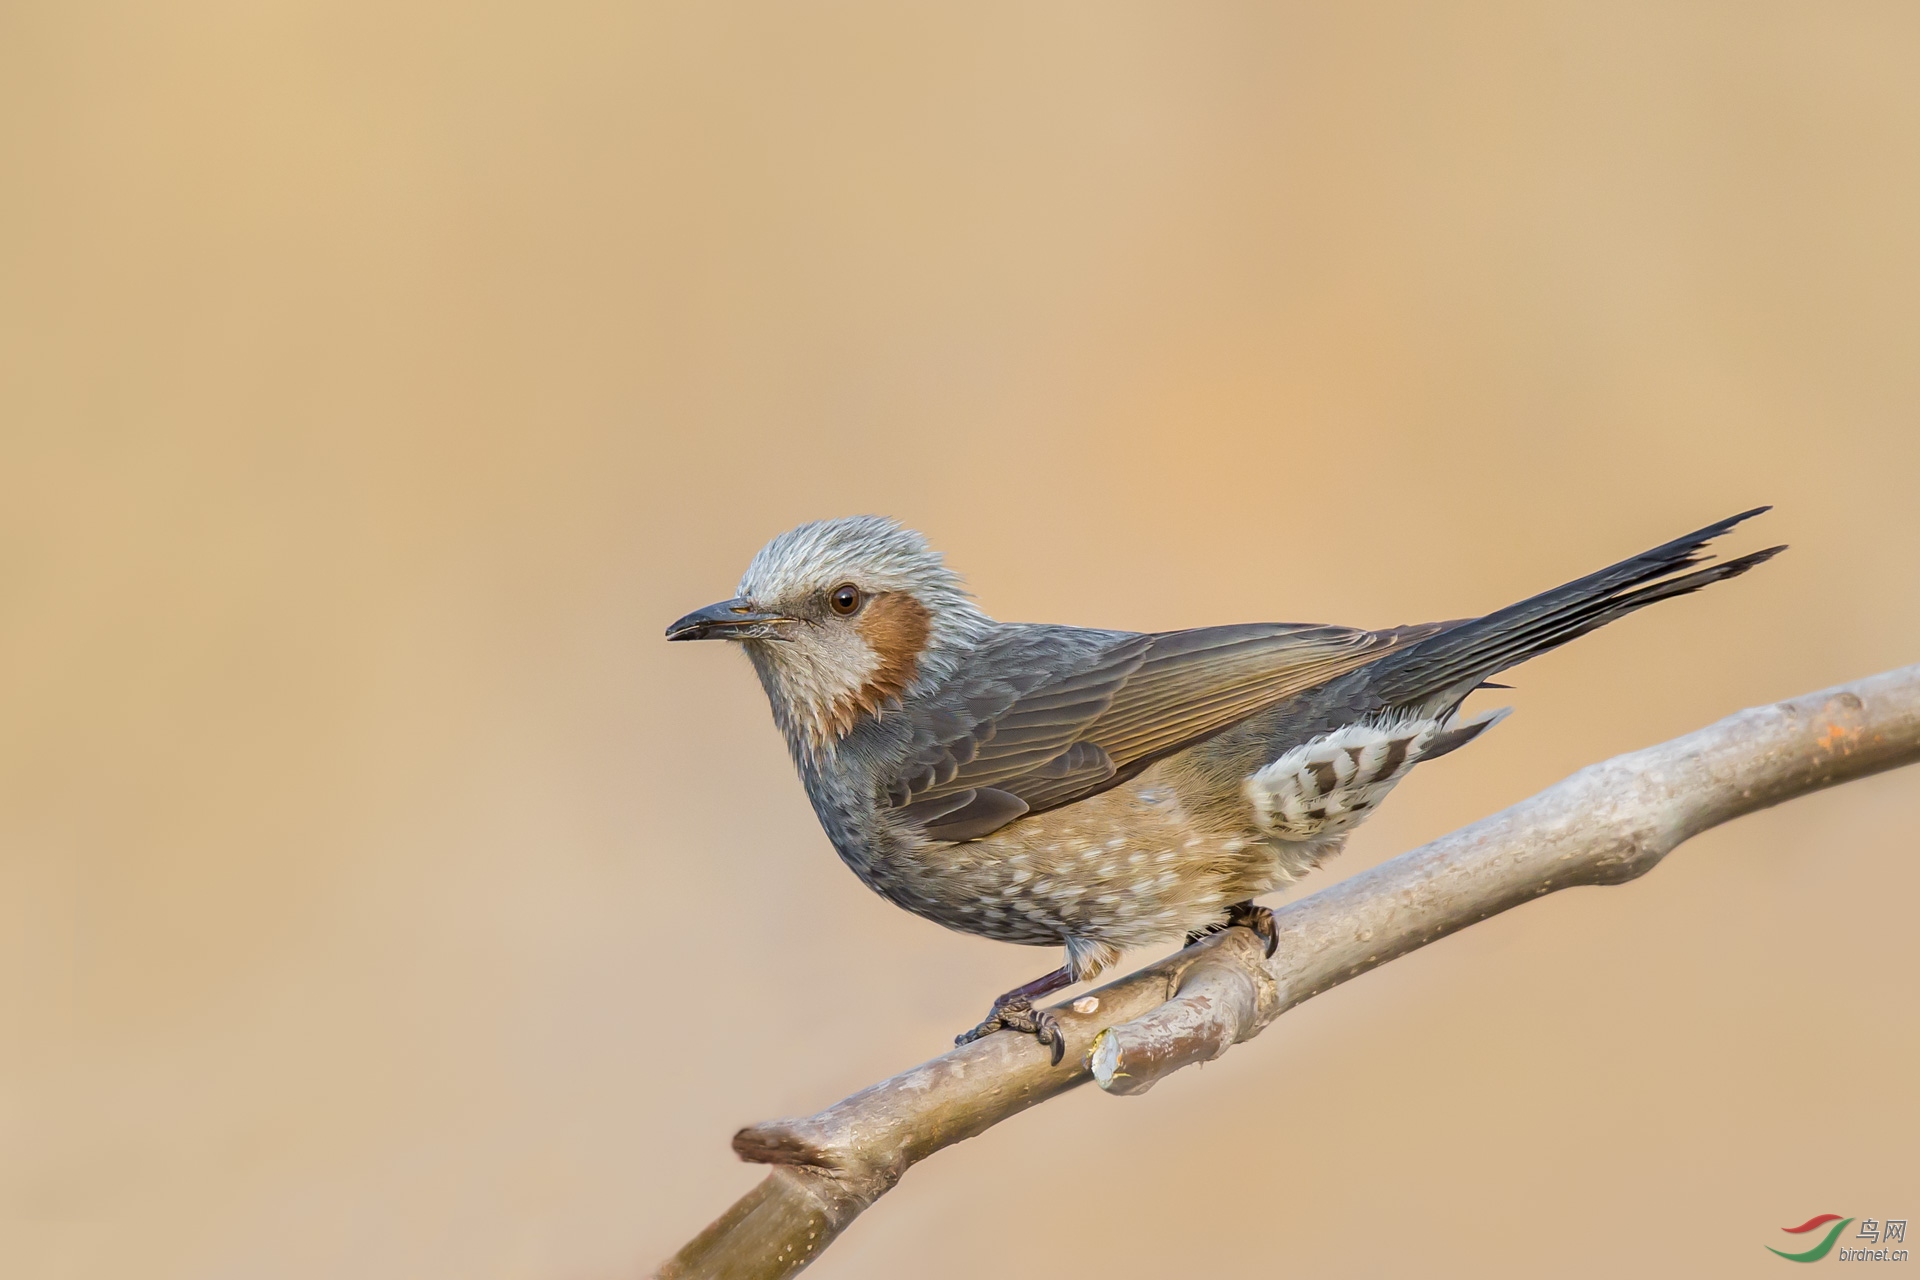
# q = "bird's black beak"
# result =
<box><xmin>665</xmin><ymin>597</ymin><xmax>793</xmax><ymax>641</ymax></box>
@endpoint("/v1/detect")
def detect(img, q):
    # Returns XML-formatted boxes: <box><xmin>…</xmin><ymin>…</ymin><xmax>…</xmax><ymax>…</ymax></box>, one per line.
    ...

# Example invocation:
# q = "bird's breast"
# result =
<box><xmin>820</xmin><ymin>760</ymin><xmax>1293</xmax><ymax>948</ymax></box>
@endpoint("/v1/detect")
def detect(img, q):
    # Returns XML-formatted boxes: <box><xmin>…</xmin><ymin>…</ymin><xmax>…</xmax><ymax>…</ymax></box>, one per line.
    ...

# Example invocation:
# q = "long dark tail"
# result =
<box><xmin>1365</xmin><ymin>507</ymin><xmax>1785</xmax><ymax>711</ymax></box>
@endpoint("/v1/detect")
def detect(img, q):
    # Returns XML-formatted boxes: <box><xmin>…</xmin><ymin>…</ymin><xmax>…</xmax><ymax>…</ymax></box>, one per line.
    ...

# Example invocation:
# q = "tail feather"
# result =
<box><xmin>1366</xmin><ymin>509</ymin><xmax>1784</xmax><ymax>709</ymax></box>
<box><xmin>1422</xmin><ymin>705</ymin><xmax>1514</xmax><ymax>761</ymax></box>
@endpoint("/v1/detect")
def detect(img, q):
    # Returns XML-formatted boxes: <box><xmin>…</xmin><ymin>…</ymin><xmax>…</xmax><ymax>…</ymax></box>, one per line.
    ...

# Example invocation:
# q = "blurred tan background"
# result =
<box><xmin>3</xmin><ymin>3</ymin><xmax>1918</xmax><ymax>1277</ymax></box>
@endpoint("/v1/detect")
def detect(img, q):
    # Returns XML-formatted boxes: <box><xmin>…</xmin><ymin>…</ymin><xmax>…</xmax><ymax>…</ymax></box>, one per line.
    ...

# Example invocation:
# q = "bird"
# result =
<box><xmin>667</xmin><ymin>509</ymin><xmax>1782</xmax><ymax>1064</ymax></box>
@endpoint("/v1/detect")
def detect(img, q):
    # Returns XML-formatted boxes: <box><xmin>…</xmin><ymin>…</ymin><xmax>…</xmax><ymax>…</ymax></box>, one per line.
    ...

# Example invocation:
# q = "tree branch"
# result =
<box><xmin>655</xmin><ymin>666</ymin><xmax>1920</xmax><ymax>1279</ymax></box>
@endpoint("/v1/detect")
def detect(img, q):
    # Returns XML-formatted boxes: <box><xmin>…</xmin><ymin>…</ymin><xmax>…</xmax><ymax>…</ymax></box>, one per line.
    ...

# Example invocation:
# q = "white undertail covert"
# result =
<box><xmin>1244</xmin><ymin>708</ymin><xmax>1511</xmax><ymax>841</ymax></box>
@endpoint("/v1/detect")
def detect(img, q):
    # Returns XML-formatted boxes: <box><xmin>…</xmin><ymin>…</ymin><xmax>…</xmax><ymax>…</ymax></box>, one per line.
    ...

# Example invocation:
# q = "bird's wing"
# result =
<box><xmin>885</xmin><ymin>621</ymin><xmax>1442</xmax><ymax>841</ymax></box>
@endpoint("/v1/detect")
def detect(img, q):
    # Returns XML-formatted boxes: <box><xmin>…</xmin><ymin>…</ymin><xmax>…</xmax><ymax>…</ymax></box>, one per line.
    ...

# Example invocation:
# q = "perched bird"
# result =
<box><xmin>668</xmin><ymin>510</ymin><xmax>1781</xmax><ymax>1063</ymax></box>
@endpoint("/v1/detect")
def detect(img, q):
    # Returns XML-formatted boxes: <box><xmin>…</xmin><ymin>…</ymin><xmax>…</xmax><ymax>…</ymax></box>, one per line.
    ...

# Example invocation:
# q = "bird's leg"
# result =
<box><xmin>954</xmin><ymin>964</ymin><xmax>1075</xmax><ymax>1065</ymax></box>
<box><xmin>1184</xmin><ymin>898</ymin><xmax>1278</xmax><ymax>958</ymax></box>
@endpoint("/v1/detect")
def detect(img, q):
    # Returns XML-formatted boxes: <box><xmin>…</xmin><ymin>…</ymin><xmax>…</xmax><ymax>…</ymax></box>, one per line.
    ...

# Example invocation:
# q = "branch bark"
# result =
<box><xmin>655</xmin><ymin>666</ymin><xmax>1920</xmax><ymax>1279</ymax></box>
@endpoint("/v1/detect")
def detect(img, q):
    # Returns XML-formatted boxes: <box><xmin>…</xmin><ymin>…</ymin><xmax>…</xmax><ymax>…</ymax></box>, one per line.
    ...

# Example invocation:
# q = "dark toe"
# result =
<box><xmin>1034</xmin><ymin>1011</ymin><xmax>1066</xmax><ymax>1066</ymax></box>
<box><xmin>955</xmin><ymin>1012</ymin><xmax>1005</xmax><ymax>1046</ymax></box>
<box><xmin>1226</xmin><ymin>900</ymin><xmax>1279</xmax><ymax>959</ymax></box>
<box><xmin>954</xmin><ymin>997</ymin><xmax>1068</xmax><ymax>1066</ymax></box>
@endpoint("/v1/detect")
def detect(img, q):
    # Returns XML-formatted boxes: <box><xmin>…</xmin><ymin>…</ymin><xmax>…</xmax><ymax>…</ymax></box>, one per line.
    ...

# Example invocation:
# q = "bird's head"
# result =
<box><xmin>667</xmin><ymin>516</ymin><xmax>990</xmax><ymax>753</ymax></box>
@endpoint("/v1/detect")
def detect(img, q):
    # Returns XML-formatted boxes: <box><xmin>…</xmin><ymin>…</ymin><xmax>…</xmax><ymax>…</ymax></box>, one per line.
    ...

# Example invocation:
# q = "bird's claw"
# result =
<box><xmin>1187</xmin><ymin>900</ymin><xmax>1278</xmax><ymax>958</ymax></box>
<box><xmin>1228</xmin><ymin>901</ymin><xmax>1279</xmax><ymax>959</ymax></box>
<box><xmin>955</xmin><ymin>996</ymin><xmax>1067</xmax><ymax>1065</ymax></box>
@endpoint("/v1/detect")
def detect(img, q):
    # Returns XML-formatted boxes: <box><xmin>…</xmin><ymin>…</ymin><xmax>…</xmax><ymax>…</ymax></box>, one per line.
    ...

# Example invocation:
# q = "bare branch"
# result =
<box><xmin>654</xmin><ymin>666</ymin><xmax>1920</xmax><ymax>1279</ymax></box>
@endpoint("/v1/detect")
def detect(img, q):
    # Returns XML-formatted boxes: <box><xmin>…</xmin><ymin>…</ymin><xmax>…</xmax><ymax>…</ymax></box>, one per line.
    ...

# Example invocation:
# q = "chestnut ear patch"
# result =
<box><xmin>852</xmin><ymin>591</ymin><xmax>932</xmax><ymax>714</ymax></box>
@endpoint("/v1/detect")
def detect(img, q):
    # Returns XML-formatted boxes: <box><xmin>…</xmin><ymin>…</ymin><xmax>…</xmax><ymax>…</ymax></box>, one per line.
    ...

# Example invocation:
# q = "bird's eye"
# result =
<box><xmin>829</xmin><ymin>583</ymin><xmax>862</xmax><ymax>615</ymax></box>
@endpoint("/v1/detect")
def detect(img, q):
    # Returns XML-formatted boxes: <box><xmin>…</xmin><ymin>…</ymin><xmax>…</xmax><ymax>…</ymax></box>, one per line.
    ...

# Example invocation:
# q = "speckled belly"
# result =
<box><xmin>859</xmin><ymin>759</ymin><xmax>1337</xmax><ymax>951</ymax></box>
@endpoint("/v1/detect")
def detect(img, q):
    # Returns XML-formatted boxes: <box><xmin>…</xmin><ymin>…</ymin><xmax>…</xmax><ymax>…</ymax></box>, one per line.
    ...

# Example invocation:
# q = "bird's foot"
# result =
<box><xmin>1185</xmin><ymin>899</ymin><xmax>1278</xmax><ymax>958</ymax></box>
<box><xmin>954</xmin><ymin>964</ymin><xmax>1076</xmax><ymax>1065</ymax></box>
<box><xmin>955</xmin><ymin>996</ymin><xmax>1067</xmax><ymax>1065</ymax></box>
<box><xmin>1226</xmin><ymin>899</ymin><xmax>1278</xmax><ymax>958</ymax></box>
